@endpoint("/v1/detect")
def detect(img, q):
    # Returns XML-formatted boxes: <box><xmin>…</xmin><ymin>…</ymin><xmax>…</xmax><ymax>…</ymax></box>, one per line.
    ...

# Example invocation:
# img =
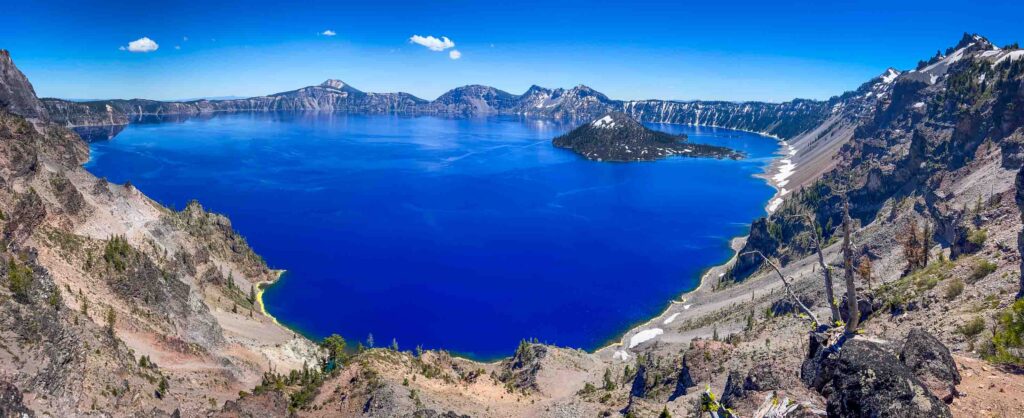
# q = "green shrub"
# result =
<box><xmin>967</xmin><ymin>228</ymin><xmax>987</xmax><ymax>247</ymax></box>
<box><xmin>103</xmin><ymin>235</ymin><xmax>134</xmax><ymax>272</ymax></box>
<box><xmin>959</xmin><ymin>316</ymin><xmax>986</xmax><ymax>338</ymax></box>
<box><xmin>878</xmin><ymin>258</ymin><xmax>953</xmax><ymax>309</ymax></box>
<box><xmin>944</xmin><ymin>279</ymin><xmax>964</xmax><ymax>301</ymax></box>
<box><xmin>7</xmin><ymin>259</ymin><xmax>34</xmax><ymax>300</ymax></box>
<box><xmin>967</xmin><ymin>259</ymin><xmax>997</xmax><ymax>283</ymax></box>
<box><xmin>989</xmin><ymin>299</ymin><xmax>1024</xmax><ymax>366</ymax></box>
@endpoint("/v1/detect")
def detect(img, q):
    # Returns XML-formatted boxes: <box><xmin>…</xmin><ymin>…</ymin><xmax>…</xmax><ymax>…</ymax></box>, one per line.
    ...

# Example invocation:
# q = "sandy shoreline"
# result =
<box><xmin>255</xmin><ymin>268</ymin><xmax>287</xmax><ymax>326</ymax></box>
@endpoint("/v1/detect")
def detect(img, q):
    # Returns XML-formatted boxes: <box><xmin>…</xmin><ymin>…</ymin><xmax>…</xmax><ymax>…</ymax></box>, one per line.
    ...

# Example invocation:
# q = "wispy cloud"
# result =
<box><xmin>448</xmin><ymin>50</ymin><xmax>462</xmax><ymax>60</ymax></box>
<box><xmin>320</xmin><ymin>30</ymin><xmax>336</xmax><ymax>37</ymax></box>
<box><xmin>409</xmin><ymin>35</ymin><xmax>455</xmax><ymax>52</ymax></box>
<box><xmin>121</xmin><ymin>37</ymin><xmax>159</xmax><ymax>53</ymax></box>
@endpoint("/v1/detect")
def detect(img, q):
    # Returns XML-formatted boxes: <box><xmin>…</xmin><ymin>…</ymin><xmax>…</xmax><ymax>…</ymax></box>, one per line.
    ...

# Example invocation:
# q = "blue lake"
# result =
<box><xmin>83</xmin><ymin>112</ymin><xmax>778</xmax><ymax>360</ymax></box>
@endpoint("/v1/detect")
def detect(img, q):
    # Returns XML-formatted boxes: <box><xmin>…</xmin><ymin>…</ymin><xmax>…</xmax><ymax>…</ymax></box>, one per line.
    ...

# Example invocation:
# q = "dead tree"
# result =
<box><xmin>744</xmin><ymin>250</ymin><xmax>820</xmax><ymax>327</ymax></box>
<box><xmin>841</xmin><ymin>196</ymin><xmax>860</xmax><ymax>333</ymax></box>
<box><xmin>796</xmin><ymin>213</ymin><xmax>841</xmax><ymax>325</ymax></box>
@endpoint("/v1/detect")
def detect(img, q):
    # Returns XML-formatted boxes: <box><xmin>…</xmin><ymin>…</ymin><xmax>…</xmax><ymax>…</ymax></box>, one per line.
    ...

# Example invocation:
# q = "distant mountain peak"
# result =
<box><xmin>953</xmin><ymin>32</ymin><xmax>993</xmax><ymax>51</ymax></box>
<box><xmin>879</xmin><ymin>68</ymin><xmax>901</xmax><ymax>84</ymax></box>
<box><xmin>320</xmin><ymin>79</ymin><xmax>349</xmax><ymax>89</ymax></box>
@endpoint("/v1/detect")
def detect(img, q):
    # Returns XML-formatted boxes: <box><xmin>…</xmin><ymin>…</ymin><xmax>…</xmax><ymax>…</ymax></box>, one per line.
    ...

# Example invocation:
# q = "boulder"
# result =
<box><xmin>802</xmin><ymin>336</ymin><xmax>951</xmax><ymax>417</ymax></box>
<box><xmin>899</xmin><ymin>328</ymin><xmax>960</xmax><ymax>402</ymax></box>
<box><xmin>720</xmin><ymin>370</ymin><xmax>746</xmax><ymax>409</ymax></box>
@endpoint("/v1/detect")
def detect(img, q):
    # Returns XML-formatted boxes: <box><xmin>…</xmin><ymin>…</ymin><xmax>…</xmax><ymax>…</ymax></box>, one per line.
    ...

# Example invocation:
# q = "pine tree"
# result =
<box><xmin>602</xmin><ymin>368</ymin><xmax>616</xmax><ymax>390</ymax></box>
<box><xmin>105</xmin><ymin>306</ymin><xmax>117</xmax><ymax>336</ymax></box>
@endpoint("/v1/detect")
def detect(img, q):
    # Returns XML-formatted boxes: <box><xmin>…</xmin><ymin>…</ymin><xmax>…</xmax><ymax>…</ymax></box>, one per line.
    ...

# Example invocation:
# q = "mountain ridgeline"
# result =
<box><xmin>42</xmin><ymin>79</ymin><xmax>834</xmax><ymax>140</ymax></box>
<box><xmin>553</xmin><ymin>112</ymin><xmax>742</xmax><ymax>161</ymax></box>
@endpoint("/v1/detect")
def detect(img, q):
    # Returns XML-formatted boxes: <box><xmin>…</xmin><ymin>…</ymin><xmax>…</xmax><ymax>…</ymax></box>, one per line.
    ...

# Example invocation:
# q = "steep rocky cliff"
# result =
<box><xmin>0</xmin><ymin>50</ymin><xmax>47</xmax><ymax>121</ymax></box>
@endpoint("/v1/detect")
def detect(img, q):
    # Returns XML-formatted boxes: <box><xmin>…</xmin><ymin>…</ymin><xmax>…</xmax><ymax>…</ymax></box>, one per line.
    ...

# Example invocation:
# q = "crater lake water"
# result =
<box><xmin>83</xmin><ymin>112</ymin><xmax>779</xmax><ymax>360</ymax></box>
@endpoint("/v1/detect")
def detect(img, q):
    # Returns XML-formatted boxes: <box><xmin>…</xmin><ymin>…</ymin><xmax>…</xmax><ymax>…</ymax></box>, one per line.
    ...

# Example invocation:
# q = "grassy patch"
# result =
<box><xmin>958</xmin><ymin>316</ymin><xmax>986</xmax><ymax>338</ymax></box>
<box><xmin>966</xmin><ymin>258</ymin><xmax>997</xmax><ymax>284</ymax></box>
<box><xmin>944</xmin><ymin>278</ymin><xmax>964</xmax><ymax>301</ymax></box>
<box><xmin>878</xmin><ymin>259</ymin><xmax>953</xmax><ymax>309</ymax></box>
<box><xmin>967</xmin><ymin>228</ymin><xmax>988</xmax><ymax>247</ymax></box>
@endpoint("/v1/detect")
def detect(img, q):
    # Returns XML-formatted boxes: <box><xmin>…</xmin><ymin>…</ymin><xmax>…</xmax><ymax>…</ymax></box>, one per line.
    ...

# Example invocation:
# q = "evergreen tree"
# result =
<box><xmin>321</xmin><ymin>334</ymin><xmax>347</xmax><ymax>364</ymax></box>
<box><xmin>602</xmin><ymin>368</ymin><xmax>615</xmax><ymax>390</ymax></box>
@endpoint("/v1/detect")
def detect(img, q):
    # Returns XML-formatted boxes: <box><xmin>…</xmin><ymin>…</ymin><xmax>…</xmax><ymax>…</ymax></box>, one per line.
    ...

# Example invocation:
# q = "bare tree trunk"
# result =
<box><xmin>842</xmin><ymin>196</ymin><xmax>860</xmax><ymax>333</ymax></box>
<box><xmin>744</xmin><ymin>250</ymin><xmax>820</xmax><ymax>327</ymax></box>
<box><xmin>804</xmin><ymin>213</ymin><xmax>841</xmax><ymax>325</ymax></box>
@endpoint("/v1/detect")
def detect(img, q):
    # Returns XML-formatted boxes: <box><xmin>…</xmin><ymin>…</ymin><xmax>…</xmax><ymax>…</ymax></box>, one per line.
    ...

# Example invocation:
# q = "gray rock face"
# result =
<box><xmin>743</xmin><ymin>363</ymin><xmax>785</xmax><ymax>392</ymax></box>
<box><xmin>899</xmin><ymin>328</ymin><xmax>961</xmax><ymax>402</ymax></box>
<box><xmin>802</xmin><ymin>335</ymin><xmax>951</xmax><ymax>418</ymax></box>
<box><xmin>0</xmin><ymin>50</ymin><xmax>47</xmax><ymax>120</ymax></box>
<box><xmin>0</xmin><ymin>379</ymin><xmax>34</xmax><ymax>418</ymax></box>
<box><xmin>214</xmin><ymin>390</ymin><xmax>288</xmax><ymax>418</ymax></box>
<box><xmin>719</xmin><ymin>370</ymin><xmax>746</xmax><ymax>409</ymax></box>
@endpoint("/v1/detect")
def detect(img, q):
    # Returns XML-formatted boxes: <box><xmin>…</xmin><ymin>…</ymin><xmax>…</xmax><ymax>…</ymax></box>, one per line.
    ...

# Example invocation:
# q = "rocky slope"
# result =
<box><xmin>0</xmin><ymin>50</ymin><xmax>319</xmax><ymax>417</ymax></box>
<box><xmin>552</xmin><ymin>112</ymin><xmax>742</xmax><ymax>161</ymax></box>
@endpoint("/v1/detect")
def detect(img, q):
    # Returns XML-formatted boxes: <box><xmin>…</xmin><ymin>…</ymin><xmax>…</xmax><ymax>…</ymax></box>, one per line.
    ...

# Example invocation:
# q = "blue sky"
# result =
<box><xmin>4</xmin><ymin>0</ymin><xmax>1024</xmax><ymax>102</ymax></box>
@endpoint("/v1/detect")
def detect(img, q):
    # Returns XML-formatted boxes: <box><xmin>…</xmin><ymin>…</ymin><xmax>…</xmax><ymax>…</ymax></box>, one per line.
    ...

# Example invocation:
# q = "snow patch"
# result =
<box><xmin>613</xmin><ymin>350</ymin><xmax>630</xmax><ymax>361</ymax></box>
<box><xmin>591</xmin><ymin>115</ymin><xmax>616</xmax><ymax>129</ymax></box>
<box><xmin>996</xmin><ymin>50</ymin><xmax>1024</xmax><ymax>65</ymax></box>
<box><xmin>629</xmin><ymin>328</ymin><xmax>663</xmax><ymax>348</ymax></box>
<box><xmin>880</xmin><ymin>68</ymin><xmax>899</xmax><ymax>84</ymax></box>
<box><xmin>664</xmin><ymin>313</ymin><xmax>680</xmax><ymax>325</ymax></box>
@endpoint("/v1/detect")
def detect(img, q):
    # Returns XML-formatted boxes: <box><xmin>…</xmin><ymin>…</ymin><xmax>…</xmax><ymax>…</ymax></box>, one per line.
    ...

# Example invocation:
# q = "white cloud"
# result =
<box><xmin>183</xmin><ymin>36</ymin><xmax>189</xmax><ymax>42</ymax></box>
<box><xmin>123</xmin><ymin>37</ymin><xmax>159</xmax><ymax>53</ymax></box>
<box><xmin>409</xmin><ymin>35</ymin><xmax>455</xmax><ymax>52</ymax></box>
<box><xmin>448</xmin><ymin>49</ymin><xmax>461</xmax><ymax>60</ymax></box>
<box><xmin>321</xmin><ymin>30</ymin><xmax>336</xmax><ymax>37</ymax></box>
<box><xmin>174</xmin><ymin>45</ymin><xmax>181</xmax><ymax>50</ymax></box>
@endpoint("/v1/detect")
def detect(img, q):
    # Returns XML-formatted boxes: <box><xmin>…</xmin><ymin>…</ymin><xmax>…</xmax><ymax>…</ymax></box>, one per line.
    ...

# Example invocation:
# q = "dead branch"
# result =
<box><xmin>742</xmin><ymin>250</ymin><xmax>819</xmax><ymax>327</ymax></box>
